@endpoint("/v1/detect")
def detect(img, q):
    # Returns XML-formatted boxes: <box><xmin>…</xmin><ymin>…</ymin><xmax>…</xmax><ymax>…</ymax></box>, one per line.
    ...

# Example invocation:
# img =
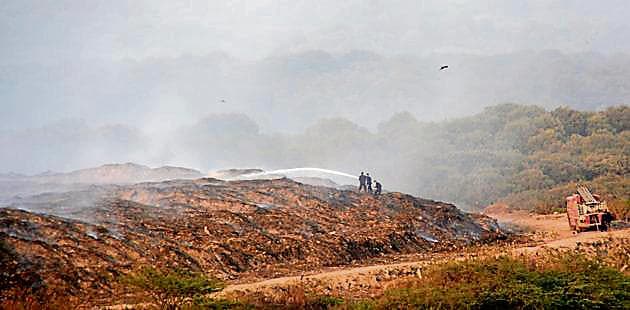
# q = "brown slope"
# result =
<box><xmin>0</xmin><ymin>163</ymin><xmax>204</xmax><ymax>204</ymax></box>
<box><xmin>30</xmin><ymin>163</ymin><xmax>204</xmax><ymax>184</ymax></box>
<box><xmin>0</xmin><ymin>178</ymin><xmax>503</xmax><ymax>303</ymax></box>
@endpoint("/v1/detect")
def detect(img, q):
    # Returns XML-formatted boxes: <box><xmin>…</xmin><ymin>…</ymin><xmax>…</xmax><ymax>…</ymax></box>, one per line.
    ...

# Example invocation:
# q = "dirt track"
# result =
<box><xmin>217</xmin><ymin>210</ymin><xmax>629</xmax><ymax>297</ymax></box>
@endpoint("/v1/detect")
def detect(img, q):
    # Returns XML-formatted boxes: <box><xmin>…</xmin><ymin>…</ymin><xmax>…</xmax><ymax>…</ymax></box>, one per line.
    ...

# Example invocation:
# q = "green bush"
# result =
<box><xmin>369</xmin><ymin>251</ymin><xmax>629</xmax><ymax>310</ymax></box>
<box><xmin>186</xmin><ymin>297</ymin><xmax>251</xmax><ymax>310</ymax></box>
<box><xmin>123</xmin><ymin>267</ymin><xmax>225</xmax><ymax>309</ymax></box>
<box><xmin>310</xmin><ymin>296</ymin><xmax>345</xmax><ymax>308</ymax></box>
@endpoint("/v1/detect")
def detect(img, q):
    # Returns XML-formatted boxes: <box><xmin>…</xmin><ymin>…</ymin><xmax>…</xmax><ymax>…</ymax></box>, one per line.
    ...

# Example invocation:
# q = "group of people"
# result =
<box><xmin>358</xmin><ymin>172</ymin><xmax>382</xmax><ymax>195</ymax></box>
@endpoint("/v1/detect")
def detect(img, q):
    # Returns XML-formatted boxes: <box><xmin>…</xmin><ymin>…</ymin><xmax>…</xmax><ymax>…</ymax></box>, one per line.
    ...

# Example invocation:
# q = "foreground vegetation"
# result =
<box><xmin>122</xmin><ymin>267</ymin><xmax>226</xmax><ymax>309</ymax></box>
<box><xmin>369</xmin><ymin>252</ymin><xmax>628</xmax><ymax>309</ymax></box>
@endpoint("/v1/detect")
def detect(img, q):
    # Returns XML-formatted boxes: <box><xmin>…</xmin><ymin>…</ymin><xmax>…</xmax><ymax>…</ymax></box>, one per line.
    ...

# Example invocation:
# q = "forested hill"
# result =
<box><xmin>396</xmin><ymin>104</ymin><xmax>628</xmax><ymax>217</ymax></box>
<box><xmin>252</xmin><ymin>103</ymin><xmax>628</xmax><ymax>217</ymax></box>
<box><xmin>2</xmin><ymin>103</ymin><xmax>627</xmax><ymax>217</ymax></box>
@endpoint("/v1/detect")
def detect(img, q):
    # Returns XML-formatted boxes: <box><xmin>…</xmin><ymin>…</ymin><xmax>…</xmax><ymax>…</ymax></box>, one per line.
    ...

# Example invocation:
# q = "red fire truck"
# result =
<box><xmin>566</xmin><ymin>185</ymin><xmax>612</xmax><ymax>232</ymax></box>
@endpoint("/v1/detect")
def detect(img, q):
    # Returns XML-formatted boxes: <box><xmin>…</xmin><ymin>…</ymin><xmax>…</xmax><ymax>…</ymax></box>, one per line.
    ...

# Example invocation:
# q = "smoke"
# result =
<box><xmin>2</xmin><ymin>51</ymin><xmax>630</xmax><ymax>134</ymax></box>
<box><xmin>239</xmin><ymin>168</ymin><xmax>358</xmax><ymax>186</ymax></box>
<box><xmin>3</xmin><ymin>1</ymin><xmax>630</xmax><ymax>129</ymax></box>
<box><xmin>3</xmin><ymin>1</ymin><xmax>630</xmax><ymax>63</ymax></box>
<box><xmin>262</xmin><ymin>168</ymin><xmax>356</xmax><ymax>180</ymax></box>
<box><xmin>1</xmin><ymin>1</ymin><xmax>630</xmax><ymax>206</ymax></box>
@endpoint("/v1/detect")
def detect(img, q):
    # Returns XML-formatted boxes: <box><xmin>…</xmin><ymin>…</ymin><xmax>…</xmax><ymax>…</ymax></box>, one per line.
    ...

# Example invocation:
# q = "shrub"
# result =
<box><xmin>608</xmin><ymin>198</ymin><xmax>630</xmax><ymax>221</ymax></box>
<box><xmin>309</xmin><ymin>296</ymin><xmax>344</xmax><ymax>308</ymax></box>
<box><xmin>123</xmin><ymin>267</ymin><xmax>225</xmax><ymax>309</ymax></box>
<box><xmin>186</xmin><ymin>296</ymin><xmax>250</xmax><ymax>310</ymax></box>
<box><xmin>369</xmin><ymin>250</ymin><xmax>629</xmax><ymax>309</ymax></box>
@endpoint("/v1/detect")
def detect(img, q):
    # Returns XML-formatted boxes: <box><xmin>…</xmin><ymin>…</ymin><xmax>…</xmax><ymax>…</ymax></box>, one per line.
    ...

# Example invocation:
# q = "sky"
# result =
<box><xmin>3</xmin><ymin>1</ymin><xmax>630</xmax><ymax>63</ymax></box>
<box><xmin>1</xmin><ymin>0</ymin><xmax>630</xmax><ymax>174</ymax></box>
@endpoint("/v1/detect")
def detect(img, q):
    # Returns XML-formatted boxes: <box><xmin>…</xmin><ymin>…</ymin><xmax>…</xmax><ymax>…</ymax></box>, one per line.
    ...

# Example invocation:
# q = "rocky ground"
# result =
<box><xmin>0</xmin><ymin>178</ymin><xmax>503</xmax><ymax>305</ymax></box>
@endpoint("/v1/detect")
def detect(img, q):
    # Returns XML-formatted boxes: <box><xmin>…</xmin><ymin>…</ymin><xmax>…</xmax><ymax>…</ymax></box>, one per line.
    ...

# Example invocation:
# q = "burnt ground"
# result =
<box><xmin>0</xmin><ymin>178</ymin><xmax>504</xmax><ymax>304</ymax></box>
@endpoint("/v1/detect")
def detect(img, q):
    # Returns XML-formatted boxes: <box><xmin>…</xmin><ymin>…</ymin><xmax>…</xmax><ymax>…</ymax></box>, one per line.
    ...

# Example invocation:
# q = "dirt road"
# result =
<box><xmin>485</xmin><ymin>208</ymin><xmax>629</xmax><ymax>252</ymax></box>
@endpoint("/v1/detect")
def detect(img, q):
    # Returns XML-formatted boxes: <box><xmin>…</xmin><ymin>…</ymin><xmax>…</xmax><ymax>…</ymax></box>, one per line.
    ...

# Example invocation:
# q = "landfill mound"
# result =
<box><xmin>2</xmin><ymin>162</ymin><xmax>203</xmax><ymax>185</ymax></box>
<box><xmin>0</xmin><ymin>178</ymin><xmax>503</xmax><ymax>301</ymax></box>
<box><xmin>0</xmin><ymin>163</ymin><xmax>204</xmax><ymax>204</ymax></box>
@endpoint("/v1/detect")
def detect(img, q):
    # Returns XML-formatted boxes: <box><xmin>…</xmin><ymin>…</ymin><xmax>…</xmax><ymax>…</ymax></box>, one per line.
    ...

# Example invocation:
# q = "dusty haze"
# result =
<box><xmin>1</xmin><ymin>1</ymin><xmax>629</xmax><ymax>196</ymax></box>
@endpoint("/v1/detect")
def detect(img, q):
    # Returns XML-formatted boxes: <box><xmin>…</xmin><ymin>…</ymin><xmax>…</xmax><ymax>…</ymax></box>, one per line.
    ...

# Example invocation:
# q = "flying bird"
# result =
<box><xmin>439</xmin><ymin>65</ymin><xmax>449</xmax><ymax>71</ymax></box>
<box><xmin>219</xmin><ymin>99</ymin><xmax>226</xmax><ymax>103</ymax></box>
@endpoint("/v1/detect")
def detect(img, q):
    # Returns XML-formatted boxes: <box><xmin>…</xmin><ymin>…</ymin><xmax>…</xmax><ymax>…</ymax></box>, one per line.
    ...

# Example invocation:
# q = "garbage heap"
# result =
<box><xmin>0</xmin><ymin>178</ymin><xmax>503</xmax><ymax>301</ymax></box>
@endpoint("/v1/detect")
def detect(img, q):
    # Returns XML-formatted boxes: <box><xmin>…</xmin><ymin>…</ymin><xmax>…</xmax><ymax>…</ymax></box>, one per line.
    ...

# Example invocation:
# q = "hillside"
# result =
<box><xmin>414</xmin><ymin>104</ymin><xmax>629</xmax><ymax>216</ymax></box>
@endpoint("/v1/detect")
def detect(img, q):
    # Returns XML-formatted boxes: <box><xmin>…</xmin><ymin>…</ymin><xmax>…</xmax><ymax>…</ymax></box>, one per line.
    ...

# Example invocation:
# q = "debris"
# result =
<box><xmin>0</xmin><ymin>178</ymin><xmax>504</xmax><ymax>302</ymax></box>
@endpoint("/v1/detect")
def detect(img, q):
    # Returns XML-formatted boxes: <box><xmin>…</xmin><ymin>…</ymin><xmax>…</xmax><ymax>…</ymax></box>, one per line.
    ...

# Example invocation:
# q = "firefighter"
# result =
<box><xmin>358</xmin><ymin>172</ymin><xmax>367</xmax><ymax>192</ymax></box>
<box><xmin>374</xmin><ymin>180</ymin><xmax>382</xmax><ymax>196</ymax></box>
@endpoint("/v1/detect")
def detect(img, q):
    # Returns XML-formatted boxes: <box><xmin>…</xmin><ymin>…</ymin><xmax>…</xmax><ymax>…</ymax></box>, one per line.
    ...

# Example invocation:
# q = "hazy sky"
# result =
<box><xmin>2</xmin><ymin>0</ymin><xmax>630</xmax><ymax>63</ymax></box>
<box><xmin>1</xmin><ymin>1</ymin><xmax>630</xmax><ymax>174</ymax></box>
